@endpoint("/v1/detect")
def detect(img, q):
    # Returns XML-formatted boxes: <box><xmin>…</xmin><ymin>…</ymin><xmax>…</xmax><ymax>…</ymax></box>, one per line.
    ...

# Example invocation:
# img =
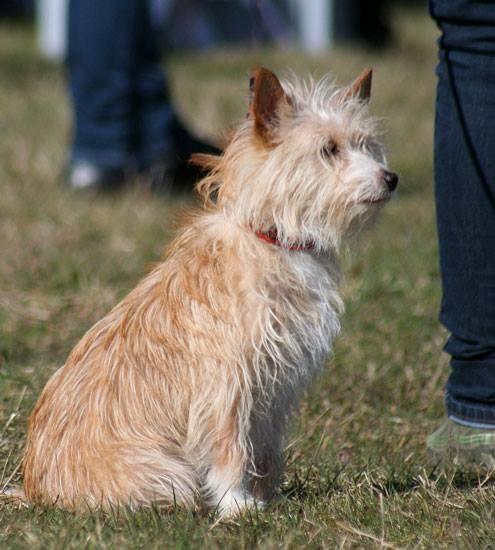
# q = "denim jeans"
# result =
<box><xmin>430</xmin><ymin>0</ymin><xmax>495</xmax><ymax>426</ymax></box>
<box><xmin>68</xmin><ymin>0</ymin><xmax>174</xmax><ymax>169</ymax></box>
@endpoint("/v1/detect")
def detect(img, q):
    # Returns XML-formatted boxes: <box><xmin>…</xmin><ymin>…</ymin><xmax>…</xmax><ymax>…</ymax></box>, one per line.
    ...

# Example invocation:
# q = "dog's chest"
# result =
<box><xmin>260</xmin><ymin>253</ymin><xmax>341</xmax><ymax>380</ymax></box>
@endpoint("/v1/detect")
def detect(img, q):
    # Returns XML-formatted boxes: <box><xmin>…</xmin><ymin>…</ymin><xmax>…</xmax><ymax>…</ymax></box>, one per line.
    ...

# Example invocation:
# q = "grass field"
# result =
<box><xmin>2</xmin><ymin>8</ymin><xmax>495</xmax><ymax>548</ymax></box>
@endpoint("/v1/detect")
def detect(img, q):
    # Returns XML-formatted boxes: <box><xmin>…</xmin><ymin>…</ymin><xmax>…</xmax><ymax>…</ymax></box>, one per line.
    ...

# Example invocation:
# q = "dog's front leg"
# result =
<box><xmin>204</xmin><ymin>463</ymin><xmax>257</xmax><ymax>517</ymax></box>
<box><xmin>247</xmin><ymin>412</ymin><xmax>285</xmax><ymax>504</ymax></box>
<box><xmin>203</xmin><ymin>416</ymin><xmax>260</xmax><ymax>517</ymax></box>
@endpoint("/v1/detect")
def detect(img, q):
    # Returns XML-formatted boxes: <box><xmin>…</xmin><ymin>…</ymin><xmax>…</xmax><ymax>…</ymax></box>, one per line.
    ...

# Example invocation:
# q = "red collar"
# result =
<box><xmin>253</xmin><ymin>227</ymin><xmax>315</xmax><ymax>252</ymax></box>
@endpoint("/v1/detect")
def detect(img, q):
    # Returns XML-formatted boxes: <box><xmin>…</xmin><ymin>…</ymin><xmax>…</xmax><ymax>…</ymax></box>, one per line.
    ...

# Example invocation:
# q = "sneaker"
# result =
<box><xmin>427</xmin><ymin>418</ymin><xmax>495</xmax><ymax>468</ymax></box>
<box><xmin>65</xmin><ymin>161</ymin><xmax>126</xmax><ymax>192</ymax></box>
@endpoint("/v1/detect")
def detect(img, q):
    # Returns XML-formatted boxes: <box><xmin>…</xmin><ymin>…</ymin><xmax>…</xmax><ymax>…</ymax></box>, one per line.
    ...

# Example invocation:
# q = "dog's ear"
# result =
<box><xmin>249</xmin><ymin>67</ymin><xmax>291</xmax><ymax>144</ymax></box>
<box><xmin>343</xmin><ymin>68</ymin><xmax>373</xmax><ymax>103</ymax></box>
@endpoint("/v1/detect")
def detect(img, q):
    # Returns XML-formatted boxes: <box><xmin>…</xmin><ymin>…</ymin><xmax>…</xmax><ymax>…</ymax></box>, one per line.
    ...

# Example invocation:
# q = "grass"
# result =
<box><xmin>2</xmin><ymin>7</ymin><xmax>495</xmax><ymax>548</ymax></box>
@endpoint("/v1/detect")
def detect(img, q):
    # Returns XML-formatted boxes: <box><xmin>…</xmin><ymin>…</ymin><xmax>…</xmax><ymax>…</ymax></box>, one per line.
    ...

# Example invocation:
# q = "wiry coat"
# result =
<box><xmin>21</xmin><ymin>68</ymin><xmax>393</xmax><ymax>515</ymax></box>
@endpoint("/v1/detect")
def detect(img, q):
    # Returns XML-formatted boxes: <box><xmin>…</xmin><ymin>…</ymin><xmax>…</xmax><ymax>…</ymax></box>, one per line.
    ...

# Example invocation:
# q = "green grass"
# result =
<box><xmin>2</xmin><ymin>8</ymin><xmax>495</xmax><ymax>548</ymax></box>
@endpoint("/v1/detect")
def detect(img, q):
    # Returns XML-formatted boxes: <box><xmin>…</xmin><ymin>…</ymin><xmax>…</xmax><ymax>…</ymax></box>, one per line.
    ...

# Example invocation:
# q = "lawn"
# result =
<box><xmin>2</xmin><ymin>7</ymin><xmax>495</xmax><ymax>548</ymax></box>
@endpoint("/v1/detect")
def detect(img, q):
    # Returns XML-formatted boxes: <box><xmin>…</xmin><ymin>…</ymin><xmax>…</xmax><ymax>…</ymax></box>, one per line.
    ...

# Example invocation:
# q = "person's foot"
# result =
<box><xmin>65</xmin><ymin>161</ymin><xmax>126</xmax><ymax>192</ymax></box>
<box><xmin>427</xmin><ymin>418</ymin><xmax>495</xmax><ymax>468</ymax></box>
<box><xmin>65</xmin><ymin>121</ymin><xmax>220</xmax><ymax>195</ymax></box>
<box><xmin>148</xmin><ymin>118</ymin><xmax>221</xmax><ymax>196</ymax></box>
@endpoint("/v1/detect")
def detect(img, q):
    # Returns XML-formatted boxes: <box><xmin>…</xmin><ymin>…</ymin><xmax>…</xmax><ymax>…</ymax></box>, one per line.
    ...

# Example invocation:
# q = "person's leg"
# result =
<box><xmin>67</xmin><ymin>0</ymin><xmax>218</xmax><ymax>192</ymax></box>
<box><xmin>429</xmin><ymin>0</ymin><xmax>495</xmax><ymax>461</ymax></box>
<box><xmin>68</xmin><ymin>0</ymin><xmax>138</xmax><ymax>171</ymax></box>
<box><xmin>129</xmin><ymin>1</ymin><xmax>174</xmax><ymax>170</ymax></box>
<box><xmin>133</xmin><ymin>1</ymin><xmax>222</xmax><ymax>193</ymax></box>
<box><xmin>67</xmin><ymin>0</ymin><xmax>175</xmax><ymax>189</ymax></box>
<box><xmin>445</xmin><ymin>338</ymin><xmax>495</xmax><ymax>427</ymax></box>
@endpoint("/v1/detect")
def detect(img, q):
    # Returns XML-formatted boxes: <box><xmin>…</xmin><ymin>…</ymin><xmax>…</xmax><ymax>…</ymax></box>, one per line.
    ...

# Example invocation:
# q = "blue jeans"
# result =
<box><xmin>68</xmin><ymin>0</ymin><xmax>174</xmax><ymax>169</ymax></box>
<box><xmin>430</xmin><ymin>0</ymin><xmax>495</xmax><ymax>426</ymax></box>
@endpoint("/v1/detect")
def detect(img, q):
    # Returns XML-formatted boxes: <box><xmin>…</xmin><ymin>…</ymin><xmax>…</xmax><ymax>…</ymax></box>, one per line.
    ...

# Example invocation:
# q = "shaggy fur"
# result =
<box><xmin>19</xmin><ymin>68</ymin><xmax>396</xmax><ymax>516</ymax></box>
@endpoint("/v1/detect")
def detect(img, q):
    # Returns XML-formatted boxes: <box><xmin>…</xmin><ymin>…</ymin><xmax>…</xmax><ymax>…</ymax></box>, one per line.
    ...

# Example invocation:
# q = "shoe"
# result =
<box><xmin>65</xmin><ymin>161</ymin><xmax>126</xmax><ymax>192</ymax></box>
<box><xmin>427</xmin><ymin>418</ymin><xmax>495</xmax><ymax>468</ymax></box>
<box><xmin>148</xmin><ymin>118</ymin><xmax>221</xmax><ymax>195</ymax></box>
<box><xmin>65</xmin><ymin>120</ymin><xmax>221</xmax><ymax>195</ymax></box>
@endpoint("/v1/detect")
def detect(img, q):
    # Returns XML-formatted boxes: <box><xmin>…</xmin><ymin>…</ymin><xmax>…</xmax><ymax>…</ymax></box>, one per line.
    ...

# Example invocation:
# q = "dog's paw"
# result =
<box><xmin>216</xmin><ymin>489</ymin><xmax>264</xmax><ymax>518</ymax></box>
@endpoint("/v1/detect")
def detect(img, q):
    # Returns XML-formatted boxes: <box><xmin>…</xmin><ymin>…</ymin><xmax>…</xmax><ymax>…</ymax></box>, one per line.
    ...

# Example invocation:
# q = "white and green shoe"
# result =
<box><xmin>427</xmin><ymin>419</ymin><xmax>495</xmax><ymax>468</ymax></box>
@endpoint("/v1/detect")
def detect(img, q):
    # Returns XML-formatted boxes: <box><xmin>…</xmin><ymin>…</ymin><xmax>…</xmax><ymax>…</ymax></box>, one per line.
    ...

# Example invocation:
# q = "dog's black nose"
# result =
<box><xmin>383</xmin><ymin>170</ymin><xmax>399</xmax><ymax>192</ymax></box>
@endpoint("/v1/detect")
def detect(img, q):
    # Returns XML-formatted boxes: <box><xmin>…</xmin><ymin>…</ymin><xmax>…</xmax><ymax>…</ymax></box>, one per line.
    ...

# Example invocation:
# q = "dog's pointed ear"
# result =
<box><xmin>249</xmin><ymin>68</ymin><xmax>291</xmax><ymax>144</ymax></box>
<box><xmin>343</xmin><ymin>68</ymin><xmax>373</xmax><ymax>103</ymax></box>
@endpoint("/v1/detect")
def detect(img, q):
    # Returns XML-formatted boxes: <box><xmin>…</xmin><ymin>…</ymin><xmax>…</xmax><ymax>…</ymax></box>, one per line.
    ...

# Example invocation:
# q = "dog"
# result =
<box><xmin>18</xmin><ymin>67</ymin><xmax>397</xmax><ymax>516</ymax></box>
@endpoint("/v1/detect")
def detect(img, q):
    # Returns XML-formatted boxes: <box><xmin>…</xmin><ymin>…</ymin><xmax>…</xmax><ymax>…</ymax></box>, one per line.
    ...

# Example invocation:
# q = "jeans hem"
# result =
<box><xmin>71</xmin><ymin>147</ymin><xmax>129</xmax><ymax>170</ymax></box>
<box><xmin>446</xmin><ymin>392</ymin><xmax>495</xmax><ymax>426</ymax></box>
<box><xmin>449</xmin><ymin>415</ymin><xmax>495</xmax><ymax>430</ymax></box>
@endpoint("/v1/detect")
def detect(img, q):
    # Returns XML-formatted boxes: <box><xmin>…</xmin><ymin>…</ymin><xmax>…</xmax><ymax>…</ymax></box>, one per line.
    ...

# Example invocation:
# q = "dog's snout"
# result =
<box><xmin>383</xmin><ymin>170</ymin><xmax>398</xmax><ymax>192</ymax></box>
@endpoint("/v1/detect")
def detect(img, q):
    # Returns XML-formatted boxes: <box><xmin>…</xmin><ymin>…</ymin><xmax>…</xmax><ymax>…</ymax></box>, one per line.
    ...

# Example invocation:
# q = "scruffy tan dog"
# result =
<box><xmin>19</xmin><ymin>67</ymin><xmax>397</xmax><ymax>516</ymax></box>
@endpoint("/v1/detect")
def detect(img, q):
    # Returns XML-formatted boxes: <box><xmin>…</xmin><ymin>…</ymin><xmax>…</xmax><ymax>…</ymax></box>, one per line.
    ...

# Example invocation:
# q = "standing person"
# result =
<box><xmin>66</xmin><ymin>0</ymin><xmax>217</xmax><ymax>193</ymax></box>
<box><xmin>428</xmin><ymin>0</ymin><xmax>495</xmax><ymax>465</ymax></box>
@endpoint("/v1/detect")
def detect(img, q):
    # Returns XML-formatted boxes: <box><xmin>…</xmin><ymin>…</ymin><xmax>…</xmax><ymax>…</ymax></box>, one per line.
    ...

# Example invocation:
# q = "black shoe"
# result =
<box><xmin>148</xmin><ymin>118</ymin><xmax>221</xmax><ymax>195</ymax></box>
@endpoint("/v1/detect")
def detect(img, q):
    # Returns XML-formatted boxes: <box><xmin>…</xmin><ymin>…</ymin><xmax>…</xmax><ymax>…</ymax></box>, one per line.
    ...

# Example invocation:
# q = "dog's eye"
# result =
<box><xmin>321</xmin><ymin>140</ymin><xmax>339</xmax><ymax>159</ymax></box>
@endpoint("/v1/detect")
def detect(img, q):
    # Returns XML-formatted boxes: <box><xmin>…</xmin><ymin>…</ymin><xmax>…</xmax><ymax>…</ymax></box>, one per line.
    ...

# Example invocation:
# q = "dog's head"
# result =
<box><xmin>196</xmin><ymin>67</ymin><xmax>397</xmax><ymax>252</ymax></box>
